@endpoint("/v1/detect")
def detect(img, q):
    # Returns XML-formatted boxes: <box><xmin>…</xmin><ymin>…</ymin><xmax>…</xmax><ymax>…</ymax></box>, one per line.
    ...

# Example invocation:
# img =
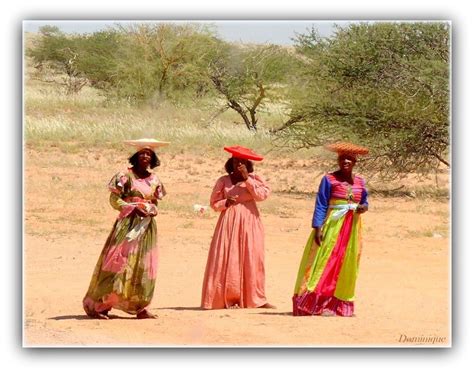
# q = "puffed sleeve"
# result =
<box><xmin>107</xmin><ymin>172</ymin><xmax>131</xmax><ymax>211</ymax></box>
<box><xmin>312</xmin><ymin>175</ymin><xmax>332</xmax><ymax>228</ymax></box>
<box><xmin>153</xmin><ymin>175</ymin><xmax>167</xmax><ymax>202</ymax></box>
<box><xmin>210</xmin><ymin>176</ymin><xmax>228</xmax><ymax>212</ymax></box>
<box><xmin>107</xmin><ymin>171</ymin><xmax>142</xmax><ymax>220</ymax></box>
<box><xmin>244</xmin><ymin>174</ymin><xmax>271</xmax><ymax>202</ymax></box>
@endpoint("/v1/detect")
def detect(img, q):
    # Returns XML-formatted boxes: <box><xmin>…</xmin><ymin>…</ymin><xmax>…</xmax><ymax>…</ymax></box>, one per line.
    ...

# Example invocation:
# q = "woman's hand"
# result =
<box><xmin>314</xmin><ymin>227</ymin><xmax>323</xmax><ymax>246</ymax></box>
<box><xmin>135</xmin><ymin>203</ymin><xmax>157</xmax><ymax>217</ymax></box>
<box><xmin>147</xmin><ymin>208</ymin><xmax>157</xmax><ymax>217</ymax></box>
<box><xmin>237</xmin><ymin>163</ymin><xmax>249</xmax><ymax>181</ymax></box>
<box><xmin>135</xmin><ymin>205</ymin><xmax>150</xmax><ymax>217</ymax></box>
<box><xmin>225</xmin><ymin>196</ymin><xmax>238</xmax><ymax>207</ymax></box>
<box><xmin>356</xmin><ymin>204</ymin><xmax>368</xmax><ymax>214</ymax></box>
<box><xmin>135</xmin><ymin>207</ymin><xmax>150</xmax><ymax>217</ymax></box>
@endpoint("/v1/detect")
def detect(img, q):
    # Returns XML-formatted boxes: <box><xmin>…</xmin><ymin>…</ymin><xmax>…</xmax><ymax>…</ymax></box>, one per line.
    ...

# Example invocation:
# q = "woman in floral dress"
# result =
<box><xmin>83</xmin><ymin>139</ymin><xmax>169</xmax><ymax>319</ymax></box>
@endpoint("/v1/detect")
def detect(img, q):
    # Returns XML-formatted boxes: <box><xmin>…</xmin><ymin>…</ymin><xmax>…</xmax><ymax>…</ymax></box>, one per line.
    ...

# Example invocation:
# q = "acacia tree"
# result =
<box><xmin>27</xmin><ymin>23</ymin><xmax>223</xmax><ymax>102</ymax></box>
<box><xmin>279</xmin><ymin>22</ymin><xmax>450</xmax><ymax>179</ymax></box>
<box><xmin>73</xmin><ymin>30</ymin><xmax>121</xmax><ymax>90</ymax></box>
<box><xmin>110</xmin><ymin>23</ymin><xmax>222</xmax><ymax>103</ymax></box>
<box><xmin>27</xmin><ymin>26</ymin><xmax>89</xmax><ymax>94</ymax></box>
<box><xmin>208</xmin><ymin>44</ymin><xmax>299</xmax><ymax>131</ymax></box>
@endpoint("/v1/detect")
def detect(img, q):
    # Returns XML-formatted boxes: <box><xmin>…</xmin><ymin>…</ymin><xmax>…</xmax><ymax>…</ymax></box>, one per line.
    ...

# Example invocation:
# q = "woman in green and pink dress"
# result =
<box><xmin>293</xmin><ymin>142</ymin><xmax>369</xmax><ymax>317</ymax></box>
<box><xmin>83</xmin><ymin>139</ymin><xmax>169</xmax><ymax>319</ymax></box>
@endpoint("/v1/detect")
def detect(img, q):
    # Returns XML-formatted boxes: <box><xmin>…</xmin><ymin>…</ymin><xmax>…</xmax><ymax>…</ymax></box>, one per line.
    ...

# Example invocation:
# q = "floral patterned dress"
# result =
<box><xmin>83</xmin><ymin>169</ymin><xmax>165</xmax><ymax>316</ymax></box>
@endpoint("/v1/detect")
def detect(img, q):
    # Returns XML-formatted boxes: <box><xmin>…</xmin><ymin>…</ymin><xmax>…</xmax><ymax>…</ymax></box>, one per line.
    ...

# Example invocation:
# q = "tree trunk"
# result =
<box><xmin>229</xmin><ymin>100</ymin><xmax>252</xmax><ymax>130</ymax></box>
<box><xmin>248</xmin><ymin>83</ymin><xmax>265</xmax><ymax>131</ymax></box>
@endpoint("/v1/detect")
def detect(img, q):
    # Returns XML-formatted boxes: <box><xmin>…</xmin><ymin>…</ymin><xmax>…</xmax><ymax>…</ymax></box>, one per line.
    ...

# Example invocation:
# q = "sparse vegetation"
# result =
<box><xmin>25</xmin><ymin>21</ymin><xmax>450</xmax><ymax>187</ymax></box>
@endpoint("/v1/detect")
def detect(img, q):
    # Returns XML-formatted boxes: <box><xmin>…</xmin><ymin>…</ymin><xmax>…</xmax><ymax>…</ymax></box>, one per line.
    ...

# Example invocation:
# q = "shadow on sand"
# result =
<box><xmin>49</xmin><ymin>314</ymin><xmax>136</xmax><ymax>321</ymax></box>
<box><xmin>256</xmin><ymin>311</ymin><xmax>293</xmax><ymax>316</ymax></box>
<box><xmin>156</xmin><ymin>306</ymin><xmax>205</xmax><ymax>311</ymax></box>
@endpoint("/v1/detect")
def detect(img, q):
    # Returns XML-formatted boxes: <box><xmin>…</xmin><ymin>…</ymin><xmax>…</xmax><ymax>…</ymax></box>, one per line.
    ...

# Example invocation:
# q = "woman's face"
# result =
<box><xmin>338</xmin><ymin>154</ymin><xmax>356</xmax><ymax>173</ymax></box>
<box><xmin>232</xmin><ymin>157</ymin><xmax>247</xmax><ymax>172</ymax></box>
<box><xmin>137</xmin><ymin>149</ymin><xmax>153</xmax><ymax>169</ymax></box>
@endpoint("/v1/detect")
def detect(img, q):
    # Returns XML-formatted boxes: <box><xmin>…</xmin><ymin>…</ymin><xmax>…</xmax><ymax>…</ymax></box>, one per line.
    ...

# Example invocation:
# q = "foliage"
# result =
<box><xmin>27</xmin><ymin>23</ymin><xmax>302</xmax><ymax>129</ymax></box>
<box><xmin>73</xmin><ymin>31</ymin><xmax>122</xmax><ymax>89</ymax></box>
<box><xmin>208</xmin><ymin>43</ymin><xmax>300</xmax><ymax>130</ymax></box>
<box><xmin>278</xmin><ymin>22</ymin><xmax>450</xmax><ymax>179</ymax></box>
<box><xmin>108</xmin><ymin>23</ymin><xmax>223</xmax><ymax>103</ymax></box>
<box><xmin>27</xmin><ymin>23</ymin><xmax>224</xmax><ymax>103</ymax></box>
<box><xmin>25</xmin><ymin>22</ymin><xmax>451</xmax><ymax>178</ymax></box>
<box><xmin>27</xmin><ymin>26</ymin><xmax>88</xmax><ymax>94</ymax></box>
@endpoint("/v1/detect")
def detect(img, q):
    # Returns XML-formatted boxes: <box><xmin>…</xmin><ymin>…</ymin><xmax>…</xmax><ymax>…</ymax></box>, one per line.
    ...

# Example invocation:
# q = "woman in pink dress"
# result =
<box><xmin>201</xmin><ymin>146</ymin><xmax>275</xmax><ymax>310</ymax></box>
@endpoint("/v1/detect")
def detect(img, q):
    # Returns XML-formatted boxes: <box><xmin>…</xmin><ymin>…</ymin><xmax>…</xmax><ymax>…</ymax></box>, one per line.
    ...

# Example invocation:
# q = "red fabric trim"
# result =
<box><xmin>314</xmin><ymin>211</ymin><xmax>354</xmax><ymax>296</ymax></box>
<box><xmin>292</xmin><ymin>292</ymin><xmax>354</xmax><ymax>317</ymax></box>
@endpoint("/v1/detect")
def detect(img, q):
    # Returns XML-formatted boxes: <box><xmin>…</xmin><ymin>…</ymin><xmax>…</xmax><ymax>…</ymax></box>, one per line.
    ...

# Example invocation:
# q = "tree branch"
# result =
<box><xmin>270</xmin><ymin>114</ymin><xmax>305</xmax><ymax>133</ymax></box>
<box><xmin>430</xmin><ymin>151</ymin><xmax>450</xmax><ymax>167</ymax></box>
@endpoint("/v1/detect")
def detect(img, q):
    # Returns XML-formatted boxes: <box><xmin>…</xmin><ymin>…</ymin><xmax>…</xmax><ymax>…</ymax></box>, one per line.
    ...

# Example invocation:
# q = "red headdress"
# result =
<box><xmin>223</xmin><ymin>145</ymin><xmax>264</xmax><ymax>161</ymax></box>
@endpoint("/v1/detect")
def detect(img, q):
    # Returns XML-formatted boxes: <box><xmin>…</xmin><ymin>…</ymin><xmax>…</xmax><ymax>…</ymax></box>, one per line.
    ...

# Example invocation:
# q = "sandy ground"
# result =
<box><xmin>23</xmin><ymin>146</ymin><xmax>450</xmax><ymax>347</ymax></box>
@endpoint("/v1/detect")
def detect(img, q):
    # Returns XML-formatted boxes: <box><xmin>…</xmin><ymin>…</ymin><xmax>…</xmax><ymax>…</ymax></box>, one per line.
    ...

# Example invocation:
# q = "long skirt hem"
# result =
<box><xmin>83</xmin><ymin>294</ymin><xmax>150</xmax><ymax>316</ymax></box>
<box><xmin>292</xmin><ymin>292</ymin><xmax>354</xmax><ymax>317</ymax></box>
<box><xmin>201</xmin><ymin>299</ymin><xmax>267</xmax><ymax>310</ymax></box>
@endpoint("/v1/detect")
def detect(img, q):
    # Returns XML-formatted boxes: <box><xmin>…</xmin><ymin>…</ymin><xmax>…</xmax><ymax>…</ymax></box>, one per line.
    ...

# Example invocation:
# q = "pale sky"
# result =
<box><xmin>23</xmin><ymin>20</ymin><xmax>349</xmax><ymax>45</ymax></box>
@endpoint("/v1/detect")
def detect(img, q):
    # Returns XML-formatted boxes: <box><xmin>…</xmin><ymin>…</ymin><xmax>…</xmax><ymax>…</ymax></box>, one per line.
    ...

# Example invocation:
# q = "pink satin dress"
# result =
<box><xmin>201</xmin><ymin>173</ymin><xmax>271</xmax><ymax>309</ymax></box>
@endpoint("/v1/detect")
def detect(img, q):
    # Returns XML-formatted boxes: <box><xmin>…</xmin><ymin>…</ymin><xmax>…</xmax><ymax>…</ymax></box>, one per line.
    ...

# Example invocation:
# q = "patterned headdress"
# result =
<box><xmin>325</xmin><ymin>142</ymin><xmax>369</xmax><ymax>157</ymax></box>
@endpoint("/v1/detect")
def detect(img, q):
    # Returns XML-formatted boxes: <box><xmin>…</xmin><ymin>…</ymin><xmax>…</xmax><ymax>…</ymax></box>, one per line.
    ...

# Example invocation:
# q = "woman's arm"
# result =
<box><xmin>109</xmin><ymin>192</ymin><xmax>129</xmax><ymax>211</ymax></box>
<box><xmin>107</xmin><ymin>172</ymin><xmax>138</xmax><ymax>218</ymax></box>
<box><xmin>108</xmin><ymin>172</ymin><xmax>130</xmax><ymax>211</ymax></box>
<box><xmin>311</xmin><ymin>175</ymin><xmax>331</xmax><ymax>228</ymax></box>
<box><xmin>311</xmin><ymin>176</ymin><xmax>331</xmax><ymax>246</ymax></box>
<box><xmin>244</xmin><ymin>174</ymin><xmax>271</xmax><ymax>202</ymax></box>
<box><xmin>210</xmin><ymin>177</ymin><xmax>229</xmax><ymax>212</ymax></box>
<box><xmin>357</xmin><ymin>181</ymin><xmax>369</xmax><ymax>213</ymax></box>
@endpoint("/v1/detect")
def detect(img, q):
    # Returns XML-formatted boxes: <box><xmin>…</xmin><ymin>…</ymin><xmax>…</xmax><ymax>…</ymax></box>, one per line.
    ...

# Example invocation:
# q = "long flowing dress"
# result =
<box><xmin>292</xmin><ymin>173</ymin><xmax>368</xmax><ymax>316</ymax></box>
<box><xmin>201</xmin><ymin>173</ymin><xmax>271</xmax><ymax>309</ymax></box>
<box><xmin>83</xmin><ymin>169</ymin><xmax>165</xmax><ymax>316</ymax></box>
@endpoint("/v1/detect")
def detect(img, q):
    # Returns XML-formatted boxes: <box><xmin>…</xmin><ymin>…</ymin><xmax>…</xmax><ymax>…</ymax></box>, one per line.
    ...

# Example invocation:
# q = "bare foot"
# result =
<box><xmin>258</xmin><ymin>303</ymin><xmax>277</xmax><ymax>309</ymax></box>
<box><xmin>321</xmin><ymin>309</ymin><xmax>336</xmax><ymax>317</ymax></box>
<box><xmin>90</xmin><ymin>311</ymin><xmax>109</xmax><ymax>320</ymax></box>
<box><xmin>136</xmin><ymin>309</ymin><xmax>157</xmax><ymax>319</ymax></box>
<box><xmin>229</xmin><ymin>304</ymin><xmax>240</xmax><ymax>309</ymax></box>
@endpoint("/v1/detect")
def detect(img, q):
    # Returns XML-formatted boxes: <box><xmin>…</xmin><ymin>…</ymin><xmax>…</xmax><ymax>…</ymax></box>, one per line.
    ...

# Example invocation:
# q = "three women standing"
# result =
<box><xmin>83</xmin><ymin>138</ymin><xmax>169</xmax><ymax>319</ymax></box>
<box><xmin>83</xmin><ymin>140</ymin><xmax>369</xmax><ymax>317</ymax></box>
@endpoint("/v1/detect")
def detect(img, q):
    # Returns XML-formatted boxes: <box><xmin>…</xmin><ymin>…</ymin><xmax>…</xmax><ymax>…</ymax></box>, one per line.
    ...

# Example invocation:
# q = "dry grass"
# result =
<box><xmin>24</xmin><ymin>53</ymin><xmax>450</xmax><ymax>197</ymax></box>
<box><xmin>24</xmin><ymin>79</ymin><xmax>288</xmax><ymax>159</ymax></box>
